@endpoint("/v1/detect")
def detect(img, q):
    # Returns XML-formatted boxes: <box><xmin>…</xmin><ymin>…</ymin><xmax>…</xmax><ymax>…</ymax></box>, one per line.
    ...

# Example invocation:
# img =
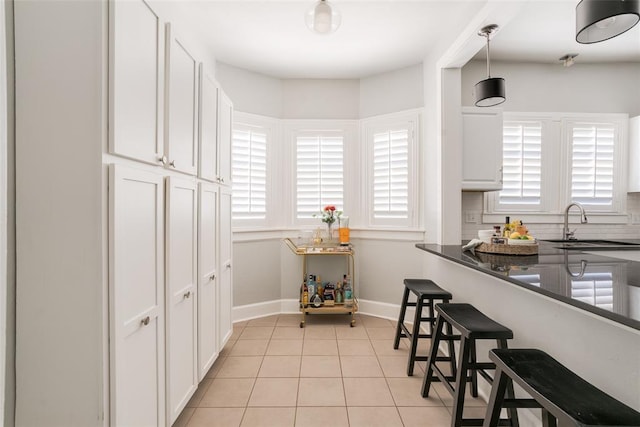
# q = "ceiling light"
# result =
<box><xmin>576</xmin><ymin>0</ymin><xmax>640</xmax><ymax>43</ymax></box>
<box><xmin>559</xmin><ymin>53</ymin><xmax>579</xmax><ymax>67</ymax></box>
<box><xmin>305</xmin><ymin>0</ymin><xmax>341</xmax><ymax>35</ymax></box>
<box><xmin>475</xmin><ymin>24</ymin><xmax>505</xmax><ymax>108</ymax></box>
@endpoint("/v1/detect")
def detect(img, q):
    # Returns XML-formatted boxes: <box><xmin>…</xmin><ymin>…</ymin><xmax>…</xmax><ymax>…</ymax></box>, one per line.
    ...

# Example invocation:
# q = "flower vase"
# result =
<box><xmin>326</xmin><ymin>223</ymin><xmax>334</xmax><ymax>243</ymax></box>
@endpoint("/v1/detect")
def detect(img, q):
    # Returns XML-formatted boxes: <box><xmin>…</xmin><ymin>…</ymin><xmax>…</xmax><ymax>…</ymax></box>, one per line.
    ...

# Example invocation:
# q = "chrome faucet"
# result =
<box><xmin>563</xmin><ymin>202</ymin><xmax>588</xmax><ymax>240</ymax></box>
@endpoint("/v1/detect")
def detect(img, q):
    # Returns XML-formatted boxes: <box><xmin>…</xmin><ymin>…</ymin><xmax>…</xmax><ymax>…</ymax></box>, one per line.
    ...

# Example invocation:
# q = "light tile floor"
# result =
<box><xmin>174</xmin><ymin>313</ymin><xmax>487</xmax><ymax>427</ymax></box>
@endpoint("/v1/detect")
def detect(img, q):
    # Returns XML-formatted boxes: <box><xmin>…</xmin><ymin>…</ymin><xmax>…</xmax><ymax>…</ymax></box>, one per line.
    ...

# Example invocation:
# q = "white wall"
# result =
<box><xmin>282</xmin><ymin>79</ymin><xmax>360</xmax><ymax>119</ymax></box>
<box><xmin>462</xmin><ymin>60</ymin><xmax>640</xmax><ymax>115</ymax></box>
<box><xmin>359</xmin><ymin>64</ymin><xmax>424</xmax><ymax>118</ymax></box>
<box><xmin>216</xmin><ymin>63</ymin><xmax>284</xmax><ymax>118</ymax></box>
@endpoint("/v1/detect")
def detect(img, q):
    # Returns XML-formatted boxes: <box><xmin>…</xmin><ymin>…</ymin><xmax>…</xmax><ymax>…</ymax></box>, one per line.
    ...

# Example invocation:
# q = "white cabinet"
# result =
<box><xmin>109</xmin><ymin>165</ymin><xmax>166</xmax><ymax>427</ymax></box>
<box><xmin>218</xmin><ymin>186</ymin><xmax>233</xmax><ymax>348</ymax></box>
<box><xmin>199</xmin><ymin>68</ymin><xmax>219</xmax><ymax>183</ymax></box>
<box><xmin>165</xmin><ymin>177</ymin><xmax>198</xmax><ymax>424</ymax></box>
<box><xmin>461</xmin><ymin>107</ymin><xmax>503</xmax><ymax>191</ymax></box>
<box><xmin>165</xmin><ymin>24</ymin><xmax>199</xmax><ymax>175</ymax></box>
<box><xmin>197</xmin><ymin>183</ymin><xmax>219</xmax><ymax>380</ymax></box>
<box><xmin>109</xmin><ymin>0</ymin><xmax>165</xmax><ymax>166</ymax></box>
<box><xmin>217</xmin><ymin>91</ymin><xmax>233</xmax><ymax>186</ymax></box>
<box><xmin>628</xmin><ymin>116</ymin><xmax>640</xmax><ymax>192</ymax></box>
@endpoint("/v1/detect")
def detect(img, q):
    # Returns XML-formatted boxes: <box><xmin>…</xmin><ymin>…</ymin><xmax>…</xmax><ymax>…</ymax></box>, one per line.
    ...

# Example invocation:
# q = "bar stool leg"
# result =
<box><xmin>482</xmin><ymin>366</ymin><xmax>509</xmax><ymax>427</ymax></box>
<box><xmin>407</xmin><ymin>296</ymin><xmax>424</xmax><ymax>376</ymax></box>
<box><xmin>498</xmin><ymin>339</ymin><xmax>520</xmax><ymax>427</ymax></box>
<box><xmin>421</xmin><ymin>314</ymin><xmax>444</xmax><ymax>397</ymax></box>
<box><xmin>468</xmin><ymin>338</ymin><xmax>478</xmax><ymax>398</ymax></box>
<box><xmin>394</xmin><ymin>286</ymin><xmax>410</xmax><ymax>349</ymax></box>
<box><xmin>451</xmin><ymin>336</ymin><xmax>472</xmax><ymax>427</ymax></box>
<box><xmin>541</xmin><ymin>410</ymin><xmax>557</xmax><ymax>427</ymax></box>
<box><xmin>445</xmin><ymin>316</ymin><xmax>457</xmax><ymax>378</ymax></box>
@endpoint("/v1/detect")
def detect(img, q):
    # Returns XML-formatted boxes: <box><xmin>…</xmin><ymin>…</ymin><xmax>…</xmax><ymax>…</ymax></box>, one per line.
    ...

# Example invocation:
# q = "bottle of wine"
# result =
<box><xmin>503</xmin><ymin>216</ymin><xmax>511</xmax><ymax>238</ymax></box>
<box><xmin>344</xmin><ymin>275</ymin><xmax>353</xmax><ymax>307</ymax></box>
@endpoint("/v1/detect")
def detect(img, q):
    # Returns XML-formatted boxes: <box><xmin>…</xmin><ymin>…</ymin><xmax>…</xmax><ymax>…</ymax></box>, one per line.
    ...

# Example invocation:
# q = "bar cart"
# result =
<box><xmin>283</xmin><ymin>238</ymin><xmax>357</xmax><ymax>328</ymax></box>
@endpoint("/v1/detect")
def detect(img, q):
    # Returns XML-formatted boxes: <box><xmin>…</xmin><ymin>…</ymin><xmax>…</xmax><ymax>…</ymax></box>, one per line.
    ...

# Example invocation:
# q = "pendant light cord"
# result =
<box><xmin>485</xmin><ymin>34</ymin><xmax>492</xmax><ymax>79</ymax></box>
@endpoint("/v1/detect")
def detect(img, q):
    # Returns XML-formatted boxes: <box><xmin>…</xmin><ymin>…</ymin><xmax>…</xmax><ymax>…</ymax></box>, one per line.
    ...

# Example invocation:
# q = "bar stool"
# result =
<box><xmin>393</xmin><ymin>279</ymin><xmax>455</xmax><ymax>376</ymax></box>
<box><xmin>484</xmin><ymin>348</ymin><xmax>640</xmax><ymax>427</ymax></box>
<box><xmin>421</xmin><ymin>303</ymin><xmax>519</xmax><ymax>427</ymax></box>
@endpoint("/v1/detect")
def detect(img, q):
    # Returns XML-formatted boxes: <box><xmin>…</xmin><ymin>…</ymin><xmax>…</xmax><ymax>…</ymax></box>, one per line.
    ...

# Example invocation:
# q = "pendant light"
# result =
<box><xmin>475</xmin><ymin>24</ymin><xmax>505</xmax><ymax>108</ymax></box>
<box><xmin>305</xmin><ymin>0</ymin><xmax>341</xmax><ymax>35</ymax></box>
<box><xmin>576</xmin><ymin>0</ymin><xmax>640</xmax><ymax>44</ymax></box>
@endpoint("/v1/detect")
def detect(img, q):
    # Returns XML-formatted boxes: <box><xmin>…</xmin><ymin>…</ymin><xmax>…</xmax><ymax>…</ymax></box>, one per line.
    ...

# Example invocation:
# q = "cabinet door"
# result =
<box><xmin>109</xmin><ymin>0</ymin><xmax>165</xmax><ymax>165</ymax></box>
<box><xmin>166</xmin><ymin>176</ymin><xmax>198</xmax><ymax>424</ymax></box>
<box><xmin>628</xmin><ymin>116</ymin><xmax>640</xmax><ymax>192</ymax></box>
<box><xmin>218</xmin><ymin>186</ymin><xmax>233</xmax><ymax>348</ymax></box>
<box><xmin>165</xmin><ymin>24</ymin><xmax>198</xmax><ymax>175</ymax></box>
<box><xmin>217</xmin><ymin>91</ymin><xmax>233</xmax><ymax>186</ymax></box>
<box><xmin>199</xmin><ymin>67</ymin><xmax>219</xmax><ymax>182</ymax></box>
<box><xmin>109</xmin><ymin>165</ymin><xmax>165</xmax><ymax>427</ymax></box>
<box><xmin>197</xmin><ymin>183</ymin><xmax>218</xmax><ymax>380</ymax></box>
<box><xmin>461</xmin><ymin>107</ymin><xmax>503</xmax><ymax>191</ymax></box>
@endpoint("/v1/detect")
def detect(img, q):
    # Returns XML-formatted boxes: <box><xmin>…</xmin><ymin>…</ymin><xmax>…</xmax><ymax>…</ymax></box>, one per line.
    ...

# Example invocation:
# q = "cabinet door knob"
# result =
<box><xmin>226</xmin><ymin>262</ymin><xmax>231</xmax><ymax>269</ymax></box>
<box><xmin>141</xmin><ymin>316</ymin><xmax>150</xmax><ymax>326</ymax></box>
<box><xmin>169</xmin><ymin>160</ymin><xmax>176</xmax><ymax>168</ymax></box>
<box><xmin>221</xmin><ymin>177</ymin><xmax>225</xmax><ymax>183</ymax></box>
<box><xmin>209</xmin><ymin>274</ymin><xmax>216</xmax><ymax>281</ymax></box>
<box><xmin>157</xmin><ymin>155</ymin><xmax>167</xmax><ymax>165</ymax></box>
<box><xmin>184</xmin><ymin>291</ymin><xmax>192</xmax><ymax>299</ymax></box>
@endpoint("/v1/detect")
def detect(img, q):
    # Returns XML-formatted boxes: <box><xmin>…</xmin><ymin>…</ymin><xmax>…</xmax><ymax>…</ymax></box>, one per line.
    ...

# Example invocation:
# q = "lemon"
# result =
<box><xmin>509</xmin><ymin>231</ymin><xmax>521</xmax><ymax>239</ymax></box>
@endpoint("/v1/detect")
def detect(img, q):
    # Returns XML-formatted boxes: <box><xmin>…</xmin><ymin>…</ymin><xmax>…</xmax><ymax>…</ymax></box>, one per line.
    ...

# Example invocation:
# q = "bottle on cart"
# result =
<box><xmin>335</xmin><ymin>282</ymin><xmax>344</xmax><ymax>304</ymax></box>
<box><xmin>307</xmin><ymin>274</ymin><xmax>316</xmax><ymax>299</ymax></box>
<box><xmin>343</xmin><ymin>274</ymin><xmax>353</xmax><ymax>307</ymax></box>
<box><xmin>310</xmin><ymin>290</ymin><xmax>323</xmax><ymax>308</ymax></box>
<box><xmin>302</xmin><ymin>282</ymin><xmax>308</xmax><ymax>307</ymax></box>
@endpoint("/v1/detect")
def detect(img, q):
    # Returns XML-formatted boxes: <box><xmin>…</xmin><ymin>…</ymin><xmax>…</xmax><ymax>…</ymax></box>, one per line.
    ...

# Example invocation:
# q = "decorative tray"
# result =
<box><xmin>475</xmin><ymin>242</ymin><xmax>538</xmax><ymax>256</ymax></box>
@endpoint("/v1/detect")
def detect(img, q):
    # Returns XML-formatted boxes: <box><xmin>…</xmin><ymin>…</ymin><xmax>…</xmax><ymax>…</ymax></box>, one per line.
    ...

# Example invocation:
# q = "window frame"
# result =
<box><xmin>361</xmin><ymin>110</ymin><xmax>421</xmax><ymax>228</ymax></box>
<box><xmin>231</xmin><ymin>112</ymin><xmax>278</xmax><ymax>229</ymax></box>
<box><xmin>485</xmin><ymin>112</ymin><xmax>628</xmax><ymax>224</ymax></box>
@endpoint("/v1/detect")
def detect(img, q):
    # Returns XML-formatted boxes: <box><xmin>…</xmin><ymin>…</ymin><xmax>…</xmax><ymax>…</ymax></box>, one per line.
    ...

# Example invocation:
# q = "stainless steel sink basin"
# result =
<box><xmin>541</xmin><ymin>239</ymin><xmax>640</xmax><ymax>250</ymax></box>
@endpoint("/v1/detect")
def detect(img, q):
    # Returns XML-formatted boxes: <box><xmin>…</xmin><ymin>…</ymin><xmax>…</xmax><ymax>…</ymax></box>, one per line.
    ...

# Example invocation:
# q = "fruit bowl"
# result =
<box><xmin>508</xmin><ymin>238</ymin><xmax>537</xmax><ymax>245</ymax></box>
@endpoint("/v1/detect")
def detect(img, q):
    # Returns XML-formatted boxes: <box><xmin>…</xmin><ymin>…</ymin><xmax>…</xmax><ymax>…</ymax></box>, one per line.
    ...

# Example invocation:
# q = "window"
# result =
<box><xmin>568</xmin><ymin>121</ymin><xmax>615</xmax><ymax>207</ymax></box>
<box><xmin>363</xmin><ymin>111</ymin><xmax>419</xmax><ymax>227</ymax></box>
<box><xmin>295</xmin><ymin>132</ymin><xmax>344</xmax><ymax>219</ymax></box>
<box><xmin>500</xmin><ymin>121</ymin><xmax>542</xmax><ymax>208</ymax></box>
<box><xmin>231</xmin><ymin>121</ymin><xmax>268</xmax><ymax>221</ymax></box>
<box><xmin>373</xmin><ymin>129</ymin><xmax>409</xmax><ymax>218</ymax></box>
<box><xmin>487</xmin><ymin>113</ymin><xmax>627</xmax><ymax>219</ymax></box>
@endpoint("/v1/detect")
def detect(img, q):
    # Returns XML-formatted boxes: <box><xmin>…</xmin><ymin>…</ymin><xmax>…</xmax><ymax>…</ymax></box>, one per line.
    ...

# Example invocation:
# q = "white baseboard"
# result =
<box><xmin>233</xmin><ymin>298</ymin><xmax>415</xmax><ymax>323</ymax></box>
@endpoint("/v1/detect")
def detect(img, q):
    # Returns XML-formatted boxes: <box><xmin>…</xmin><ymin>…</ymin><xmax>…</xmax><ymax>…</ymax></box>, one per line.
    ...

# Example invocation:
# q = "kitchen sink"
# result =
<box><xmin>541</xmin><ymin>239</ymin><xmax>640</xmax><ymax>250</ymax></box>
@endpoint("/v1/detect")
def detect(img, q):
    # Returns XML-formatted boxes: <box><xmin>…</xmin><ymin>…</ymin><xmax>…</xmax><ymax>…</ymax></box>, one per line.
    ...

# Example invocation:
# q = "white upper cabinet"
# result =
<box><xmin>461</xmin><ymin>107</ymin><xmax>504</xmax><ymax>191</ymax></box>
<box><xmin>217</xmin><ymin>91</ymin><xmax>233</xmax><ymax>186</ymax></box>
<box><xmin>199</xmin><ymin>68</ymin><xmax>219</xmax><ymax>182</ymax></box>
<box><xmin>109</xmin><ymin>0</ymin><xmax>165</xmax><ymax>165</ymax></box>
<box><xmin>165</xmin><ymin>176</ymin><xmax>199</xmax><ymax>424</ymax></box>
<box><xmin>628</xmin><ymin>116</ymin><xmax>640</xmax><ymax>192</ymax></box>
<box><xmin>109</xmin><ymin>165</ymin><xmax>166</xmax><ymax>427</ymax></box>
<box><xmin>197</xmin><ymin>183</ymin><xmax>219</xmax><ymax>380</ymax></box>
<box><xmin>165</xmin><ymin>24</ymin><xmax>199</xmax><ymax>175</ymax></box>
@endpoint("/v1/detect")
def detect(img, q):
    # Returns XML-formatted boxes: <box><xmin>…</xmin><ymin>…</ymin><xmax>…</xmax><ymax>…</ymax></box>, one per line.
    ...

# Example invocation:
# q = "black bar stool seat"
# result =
<box><xmin>484</xmin><ymin>348</ymin><xmax>640</xmax><ymax>427</ymax></box>
<box><xmin>393</xmin><ymin>279</ymin><xmax>454</xmax><ymax>376</ymax></box>
<box><xmin>421</xmin><ymin>303</ymin><xmax>519</xmax><ymax>427</ymax></box>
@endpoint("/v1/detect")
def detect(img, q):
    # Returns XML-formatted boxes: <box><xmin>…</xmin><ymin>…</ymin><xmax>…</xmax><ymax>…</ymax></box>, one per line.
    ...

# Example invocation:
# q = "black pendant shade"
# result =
<box><xmin>576</xmin><ymin>0</ymin><xmax>640</xmax><ymax>43</ymax></box>
<box><xmin>475</xmin><ymin>25</ymin><xmax>505</xmax><ymax>108</ymax></box>
<box><xmin>475</xmin><ymin>78</ymin><xmax>506</xmax><ymax>107</ymax></box>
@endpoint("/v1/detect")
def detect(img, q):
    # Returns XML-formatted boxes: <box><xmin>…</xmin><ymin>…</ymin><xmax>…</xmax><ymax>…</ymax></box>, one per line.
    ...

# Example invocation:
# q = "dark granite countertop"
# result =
<box><xmin>416</xmin><ymin>241</ymin><xmax>640</xmax><ymax>331</ymax></box>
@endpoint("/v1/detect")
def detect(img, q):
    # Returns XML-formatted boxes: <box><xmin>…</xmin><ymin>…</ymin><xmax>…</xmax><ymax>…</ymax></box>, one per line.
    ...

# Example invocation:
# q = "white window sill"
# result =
<box><xmin>231</xmin><ymin>227</ymin><xmax>426</xmax><ymax>243</ymax></box>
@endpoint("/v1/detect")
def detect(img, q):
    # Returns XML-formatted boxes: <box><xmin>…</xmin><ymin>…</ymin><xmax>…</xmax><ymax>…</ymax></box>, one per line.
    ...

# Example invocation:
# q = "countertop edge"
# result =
<box><xmin>415</xmin><ymin>243</ymin><xmax>640</xmax><ymax>332</ymax></box>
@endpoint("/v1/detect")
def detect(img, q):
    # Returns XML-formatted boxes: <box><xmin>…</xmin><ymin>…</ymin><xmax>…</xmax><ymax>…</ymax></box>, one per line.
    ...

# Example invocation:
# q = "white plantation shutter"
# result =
<box><xmin>296</xmin><ymin>134</ymin><xmax>344</xmax><ymax>218</ymax></box>
<box><xmin>232</xmin><ymin>128</ymin><xmax>267</xmax><ymax>219</ymax></box>
<box><xmin>499</xmin><ymin>121</ymin><xmax>542</xmax><ymax>207</ymax></box>
<box><xmin>570</xmin><ymin>122</ymin><xmax>615</xmax><ymax>207</ymax></box>
<box><xmin>373</xmin><ymin>129</ymin><xmax>409</xmax><ymax>218</ymax></box>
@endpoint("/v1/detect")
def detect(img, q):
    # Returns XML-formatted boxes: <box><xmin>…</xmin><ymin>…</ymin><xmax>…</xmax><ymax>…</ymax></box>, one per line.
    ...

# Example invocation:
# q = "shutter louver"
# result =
<box><xmin>571</xmin><ymin>272</ymin><xmax>613</xmax><ymax>311</ymax></box>
<box><xmin>296</xmin><ymin>135</ymin><xmax>344</xmax><ymax>218</ymax></box>
<box><xmin>570</xmin><ymin>123</ymin><xmax>615</xmax><ymax>206</ymax></box>
<box><xmin>499</xmin><ymin>122</ymin><xmax>542</xmax><ymax>206</ymax></box>
<box><xmin>232</xmin><ymin>128</ymin><xmax>267</xmax><ymax>219</ymax></box>
<box><xmin>373</xmin><ymin>129</ymin><xmax>409</xmax><ymax>218</ymax></box>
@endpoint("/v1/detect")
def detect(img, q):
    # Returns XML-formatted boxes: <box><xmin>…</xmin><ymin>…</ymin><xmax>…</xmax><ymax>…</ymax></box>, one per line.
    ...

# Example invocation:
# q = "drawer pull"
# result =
<box><xmin>184</xmin><ymin>291</ymin><xmax>192</xmax><ymax>299</ymax></box>
<box><xmin>141</xmin><ymin>316</ymin><xmax>150</xmax><ymax>326</ymax></box>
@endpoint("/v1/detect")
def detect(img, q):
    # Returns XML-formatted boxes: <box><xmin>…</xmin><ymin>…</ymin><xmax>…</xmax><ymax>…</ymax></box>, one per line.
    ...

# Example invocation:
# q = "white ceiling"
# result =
<box><xmin>176</xmin><ymin>0</ymin><xmax>640</xmax><ymax>79</ymax></box>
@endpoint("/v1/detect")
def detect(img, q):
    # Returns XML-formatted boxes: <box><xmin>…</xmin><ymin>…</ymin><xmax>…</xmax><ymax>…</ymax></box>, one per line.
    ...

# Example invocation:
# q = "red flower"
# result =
<box><xmin>324</xmin><ymin>205</ymin><xmax>336</xmax><ymax>212</ymax></box>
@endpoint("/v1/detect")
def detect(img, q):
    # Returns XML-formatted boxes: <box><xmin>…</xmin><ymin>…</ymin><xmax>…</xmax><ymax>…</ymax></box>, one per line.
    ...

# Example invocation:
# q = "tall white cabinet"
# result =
<box><xmin>14</xmin><ymin>1</ymin><xmax>234</xmax><ymax>426</ymax></box>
